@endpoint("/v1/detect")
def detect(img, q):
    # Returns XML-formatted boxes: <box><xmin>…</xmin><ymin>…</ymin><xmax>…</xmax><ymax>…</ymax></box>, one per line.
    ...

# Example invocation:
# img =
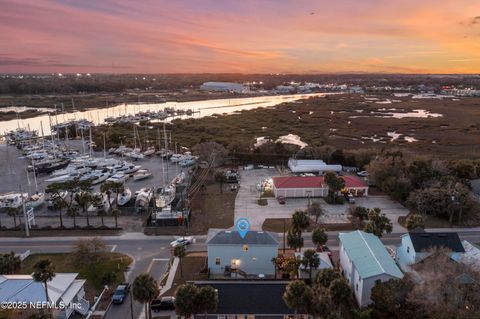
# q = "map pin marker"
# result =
<box><xmin>235</xmin><ymin>218</ymin><xmax>250</xmax><ymax>239</ymax></box>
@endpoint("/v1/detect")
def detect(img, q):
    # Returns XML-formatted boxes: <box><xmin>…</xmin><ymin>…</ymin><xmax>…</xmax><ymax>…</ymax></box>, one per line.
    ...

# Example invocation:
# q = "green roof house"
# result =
<box><xmin>339</xmin><ymin>230</ymin><xmax>404</xmax><ymax>307</ymax></box>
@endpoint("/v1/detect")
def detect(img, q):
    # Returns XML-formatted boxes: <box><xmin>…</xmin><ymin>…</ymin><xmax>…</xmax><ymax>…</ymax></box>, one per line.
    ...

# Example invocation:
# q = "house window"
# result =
<box><xmin>215</xmin><ymin>257</ymin><xmax>221</xmax><ymax>265</ymax></box>
<box><xmin>243</xmin><ymin>245</ymin><xmax>249</xmax><ymax>251</ymax></box>
<box><xmin>407</xmin><ymin>246</ymin><xmax>410</xmax><ymax>253</ymax></box>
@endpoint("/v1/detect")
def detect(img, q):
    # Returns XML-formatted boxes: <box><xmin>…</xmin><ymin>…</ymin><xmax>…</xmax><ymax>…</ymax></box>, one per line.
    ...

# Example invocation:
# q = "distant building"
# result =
<box><xmin>193</xmin><ymin>281</ymin><xmax>295</xmax><ymax>318</ymax></box>
<box><xmin>207</xmin><ymin>229</ymin><xmax>278</xmax><ymax>278</ymax></box>
<box><xmin>272</xmin><ymin>175</ymin><xmax>368</xmax><ymax>198</ymax></box>
<box><xmin>339</xmin><ymin>230</ymin><xmax>403</xmax><ymax>307</ymax></box>
<box><xmin>288</xmin><ymin>158</ymin><xmax>342</xmax><ymax>174</ymax></box>
<box><xmin>395</xmin><ymin>230</ymin><xmax>465</xmax><ymax>271</ymax></box>
<box><xmin>0</xmin><ymin>273</ymin><xmax>89</xmax><ymax>319</ymax></box>
<box><xmin>200</xmin><ymin>82</ymin><xmax>245</xmax><ymax>93</ymax></box>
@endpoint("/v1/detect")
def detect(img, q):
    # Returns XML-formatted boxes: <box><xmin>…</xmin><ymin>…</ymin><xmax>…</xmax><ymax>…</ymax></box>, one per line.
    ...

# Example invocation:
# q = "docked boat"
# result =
<box><xmin>91</xmin><ymin>171</ymin><xmax>110</xmax><ymax>185</ymax></box>
<box><xmin>156</xmin><ymin>149</ymin><xmax>173</xmax><ymax>159</ymax></box>
<box><xmin>179</xmin><ymin>158</ymin><xmax>196</xmax><ymax>167</ymax></box>
<box><xmin>123</xmin><ymin>164</ymin><xmax>141</xmax><ymax>174</ymax></box>
<box><xmin>133</xmin><ymin>169</ymin><xmax>153</xmax><ymax>181</ymax></box>
<box><xmin>45</xmin><ymin>173</ymin><xmax>79</xmax><ymax>183</ymax></box>
<box><xmin>143</xmin><ymin>147</ymin><xmax>156</xmax><ymax>157</ymax></box>
<box><xmin>0</xmin><ymin>193</ymin><xmax>28</xmax><ymax>209</ymax></box>
<box><xmin>106</xmin><ymin>172</ymin><xmax>127</xmax><ymax>183</ymax></box>
<box><xmin>117</xmin><ymin>188</ymin><xmax>132</xmax><ymax>206</ymax></box>
<box><xmin>25</xmin><ymin>192</ymin><xmax>46</xmax><ymax>209</ymax></box>
<box><xmin>134</xmin><ymin>187</ymin><xmax>154</xmax><ymax>211</ymax></box>
<box><xmin>87</xmin><ymin>193</ymin><xmax>110</xmax><ymax>213</ymax></box>
<box><xmin>155</xmin><ymin>184</ymin><xmax>175</xmax><ymax>209</ymax></box>
<box><xmin>170</xmin><ymin>153</ymin><xmax>185</xmax><ymax>163</ymax></box>
<box><xmin>46</xmin><ymin>191</ymin><xmax>68</xmax><ymax>208</ymax></box>
<box><xmin>126</xmin><ymin>150</ymin><xmax>145</xmax><ymax>160</ymax></box>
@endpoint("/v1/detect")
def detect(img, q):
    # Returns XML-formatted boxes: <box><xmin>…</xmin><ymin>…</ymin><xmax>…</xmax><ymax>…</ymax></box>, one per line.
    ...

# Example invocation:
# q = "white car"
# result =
<box><xmin>170</xmin><ymin>236</ymin><xmax>194</xmax><ymax>248</ymax></box>
<box><xmin>357</xmin><ymin>171</ymin><xmax>369</xmax><ymax>177</ymax></box>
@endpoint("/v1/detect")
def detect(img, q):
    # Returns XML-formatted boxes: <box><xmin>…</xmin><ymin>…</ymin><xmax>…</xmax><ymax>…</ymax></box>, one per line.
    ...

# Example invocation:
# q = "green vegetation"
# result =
<box><xmin>283</xmin><ymin>269</ymin><xmax>353</xmax><ymax>318</ymax></box>
<box><xmin>174</xmin><ymin>284</ymin><xmax>218</xmax><ymax>317</ymax></box>
<box><xmin>133</xmin><ymin>273</ymin><xmax>159</xmax><ymax>319</ymax></box>
<box><xmin>368</xmin><ymin>153</ymin><xmax>480</xmax><ymax>225</ymax></box>
<box><xmin>21</xmin><ymin>250</ymin><xmax>132</xmax><ymax>294</ymax></box>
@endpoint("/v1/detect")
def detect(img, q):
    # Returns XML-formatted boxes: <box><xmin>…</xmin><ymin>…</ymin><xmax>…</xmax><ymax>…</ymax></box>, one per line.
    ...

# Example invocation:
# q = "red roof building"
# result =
<box><xmin>272</xmin><ymin>175</ymin><xmax>368</xmax><ymax>198</ymax></box>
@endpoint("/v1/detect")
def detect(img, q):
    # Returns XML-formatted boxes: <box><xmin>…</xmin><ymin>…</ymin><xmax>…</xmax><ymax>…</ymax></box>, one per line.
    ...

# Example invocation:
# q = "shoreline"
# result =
<box><xmin>0</xmin><ymin>90</ymin><xmax>330</xmax><ymax>122</ymax></box>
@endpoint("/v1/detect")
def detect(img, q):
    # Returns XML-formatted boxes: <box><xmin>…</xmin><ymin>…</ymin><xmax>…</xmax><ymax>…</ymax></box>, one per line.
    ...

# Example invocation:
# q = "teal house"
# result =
<box><xmin>339</xmin><ymin>230</ymin><xmax>404</xmax><ymax>307</ymax></box>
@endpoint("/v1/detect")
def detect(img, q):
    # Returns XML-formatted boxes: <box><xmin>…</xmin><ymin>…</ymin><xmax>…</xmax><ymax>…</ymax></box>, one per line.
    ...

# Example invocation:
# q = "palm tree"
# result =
<box><xmin>74</xmin><ymin>191</ymin><xmax>93</xmax><ymax>227</ymax></box>
<box><xmin>101</xmin><ymin>181</ymin><xmax>124</xmax><ymax>228</ymax></box>
<box><xmin>307</xmin><ymin>201</ymin><xmax>324</xmax><ymax>223</ymax></box>
<box><xmin>302</xmin><ymin>249</ymin><xmax>320</xmax><ymax>281</ymax></box>
<box><xmin>328</xmin><ymin>278</ymin><xmax>352</xmax><ymax>316</ymax></box>
<box><xmin>283</xmin><ymin>280</ymin><xmax>313</xmax><ymax>318</ymax></box>
<box><xmin>194</xmin><ymin>286</ymin><xmax>218</xmax><ymax>317</ymax></box>
<box><xmin>287</xmin><ymin>229</ymin><xmax>304</xmax><ymax>252</ymax></box>
<box><xmin>0</xmin><ymin>252</ymin><xmax>21</xmax><ymax>274</ymax></box>
<box><xmin>291</xmin><ymin>210</ymin><xmax>310</xmax><ymax>233</ymax></box>
<box><xmin>32</xmin><ymin>259</ymin><xmax>55</xmax><ymax>309</ymax></box>
<box><xmin>175</xmin><ymin>283</ymin><xmax>199</xmax><ymax>318</ymax></box>
<box><xmin>67</xmin><ymin>206</ymin><xmax>79</xmax><ymax>229</ymax></box>
<box><xmin>312</xmin><ymin>228</ymin><xmax>328</xmax><ymax>251</ymax></box>
<box><xmin>46</xmin><ymin>182</ymin><xmax>67</xmax><ymax>228</ymax></box>
<box><xmin>132</xmin><ymin>273</ymin><xmax>159</xmax><ymax>319</ymax></box>
<box><xmin>324</xmin><ymin>172</ymin><xmax>345</xmax><ymax>203</ymax></box>
<box><xmin>173</xmin><ymin>245</ymin><xmax>186</xmax><ymax>278</ymax></box>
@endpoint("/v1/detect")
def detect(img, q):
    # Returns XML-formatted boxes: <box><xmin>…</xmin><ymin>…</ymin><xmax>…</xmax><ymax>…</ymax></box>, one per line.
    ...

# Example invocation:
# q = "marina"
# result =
<box><xmin>0</xmin><ymin>93</ymin><xmax>325</xmax><ymax>136</ymax></box>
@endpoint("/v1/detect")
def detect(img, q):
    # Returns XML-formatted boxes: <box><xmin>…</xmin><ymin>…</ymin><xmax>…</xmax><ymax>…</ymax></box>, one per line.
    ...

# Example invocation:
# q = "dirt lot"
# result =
<box><xmin>162</xmin><ymin>255</ymin><xmax>208</xmax><ymax>296</ymax></box>
<box><xmin>187</xmin><ymin>182</ymin><xmax>236</xmax><ymax>234</ymax></box>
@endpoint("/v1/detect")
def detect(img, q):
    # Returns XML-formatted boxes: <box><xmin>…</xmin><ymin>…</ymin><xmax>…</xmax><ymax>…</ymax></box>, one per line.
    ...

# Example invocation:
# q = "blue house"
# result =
<box><xmin>207</xmin><ymin>229</ymin><xmax>279</xmax><ymax>278</ymax></box>
<box><xmin>395</xmin><ymin>230</ymin><xmax>465</xmax><ymax>271</ymax></box>
<box><xmin>339</xmin><ymin>230</ymin><xmax>404</xmax><ymax>307</ymax></box>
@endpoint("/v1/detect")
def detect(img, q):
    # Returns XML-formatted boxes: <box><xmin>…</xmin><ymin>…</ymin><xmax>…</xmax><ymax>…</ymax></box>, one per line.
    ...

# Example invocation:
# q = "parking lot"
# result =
<box><xmin>234</xmin><ymin>168</ymin><xmax>407</xmax><ymax>231</ymax></box>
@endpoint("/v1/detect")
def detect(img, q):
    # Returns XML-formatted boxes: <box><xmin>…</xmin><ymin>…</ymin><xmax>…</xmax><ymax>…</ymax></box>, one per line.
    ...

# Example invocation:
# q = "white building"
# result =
<box><xmin>0</xmin><ymin>273</ymin><xmax>89</xmax><ymax>319</ymax></box>
<box><xmin>296</xmin><ymin>251</ymin><xmax>333</xmax><ymax>279</ymax></box>
<box><xmin>395</xmin><ymin>230</ymin><xmax>465</xmax><ymax>271</ymax></box>
<box><xmin>272</xmin><ymin>175</ymin><xmax>369</xmax><ymax>198</ymax></box>
<box><xmin>339</xmin><ymin>231</ymin><xmax>404</xmax><ymax>307</ymax></box>
<box><xmin>207</xmin><ymin>229</ymin><xmax>279</xmax><ymax>278</ymax></box>
<box><xmin>200</xmin><ymin>82</ymin><xmax>245</xmax><ymax>93</ymax></box>
<box><xmin>288</xmin><ymin>158</ymin><xmax>342</xmax><ymax>174</ymax></box>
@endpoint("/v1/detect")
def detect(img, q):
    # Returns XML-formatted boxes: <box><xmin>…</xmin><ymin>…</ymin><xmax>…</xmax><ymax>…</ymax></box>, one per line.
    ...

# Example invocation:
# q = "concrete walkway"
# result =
<box><xmin>159</xmin><ymin>257</ymin><xmax>179</xmax><ymax>296</ymax></box>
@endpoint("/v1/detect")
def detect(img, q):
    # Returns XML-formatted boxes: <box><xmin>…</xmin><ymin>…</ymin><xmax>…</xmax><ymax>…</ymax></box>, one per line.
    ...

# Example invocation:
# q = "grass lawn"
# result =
<box><xmin>20</xmin><ymin>253</ymin><xmax>133</xmax><ymax>300</ymax></box>
<box><xmin>163</xmin><ymin>255</ymin><xmax>208</xmax><ymax>296</ymax></box>
<box><xmin>262</xmin><ymin>218</ymin><xmax>356</xmax><ymax>232</ymax></box>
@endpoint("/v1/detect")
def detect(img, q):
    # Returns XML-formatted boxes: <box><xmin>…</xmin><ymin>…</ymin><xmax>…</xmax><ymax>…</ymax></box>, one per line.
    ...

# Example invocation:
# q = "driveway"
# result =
<box><xmin>234</xmin><ymin>168</ymin><xmax>349</xmax><ymax>229</ymax></box>
<box><xmin>354</xmin><ymin>195</ymin><xmax>408</xmax><ymax>232</ymax></box>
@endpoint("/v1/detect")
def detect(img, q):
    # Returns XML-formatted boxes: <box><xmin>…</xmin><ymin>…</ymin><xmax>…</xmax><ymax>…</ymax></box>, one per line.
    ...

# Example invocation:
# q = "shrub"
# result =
<box><xmin>257</xmin><ymin>198</ymin><xmax>268</xmax><ymax>206</ymax></box>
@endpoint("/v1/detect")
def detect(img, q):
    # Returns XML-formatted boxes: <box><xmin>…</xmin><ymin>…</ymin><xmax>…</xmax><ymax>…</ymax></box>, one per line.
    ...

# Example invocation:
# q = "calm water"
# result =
<box><xmin>0</xmin><ymin>93</ymin><xmax>325</xmax><ymax>135</ymax></box>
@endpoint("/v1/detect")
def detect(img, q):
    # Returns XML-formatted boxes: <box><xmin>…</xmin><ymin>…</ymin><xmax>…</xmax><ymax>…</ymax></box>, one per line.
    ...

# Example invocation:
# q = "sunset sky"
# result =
<box><xmin>1</xmin><ymin>0</ymin><xmax>480</xmax><ymax>74</ymax></box>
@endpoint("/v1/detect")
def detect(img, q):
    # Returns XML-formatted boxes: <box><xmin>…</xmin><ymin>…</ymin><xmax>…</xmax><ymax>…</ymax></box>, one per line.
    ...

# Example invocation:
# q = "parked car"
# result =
<box><xmin>170</xmin><ymin>236</ymin><xmax>194</xmax><ymax>248</ymax></box>
<box><xmin>112</xmin><ymin>283</ymin><xmax>130</xmax><ymax>304</ymax></box>
<box><xmin>357</xmin><ymin>171</ymin><xmax>369</xmax><ymax>177</ymax></box>
<box><xmin>344</xmin><ymin>193</ymin><xmax>355</xmax><ymax>204</ymax></box>
<box><xmin>277</xmin><ymin>196</ymin><xmax>286</xmax><ymax>205</ymax></box>
<box><xmin>151</xmin><ymin>296</ymin><xmax>176</xmax><ymax>311</ymax></box>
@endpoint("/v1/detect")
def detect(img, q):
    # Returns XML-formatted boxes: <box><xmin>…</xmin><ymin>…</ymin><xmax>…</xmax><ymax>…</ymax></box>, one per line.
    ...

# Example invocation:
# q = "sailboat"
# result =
<box><xmin>25</xmin><ymin>192</ymin><xmax>46</xmax><ymax>209</ymax></box>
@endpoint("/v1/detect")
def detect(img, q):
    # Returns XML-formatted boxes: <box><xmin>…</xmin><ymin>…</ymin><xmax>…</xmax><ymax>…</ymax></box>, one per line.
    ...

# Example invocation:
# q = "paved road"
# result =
<box><xmin>1</xmin><ymin>229</ymin><xmax>479</xmax><ymax>319</ymax></box>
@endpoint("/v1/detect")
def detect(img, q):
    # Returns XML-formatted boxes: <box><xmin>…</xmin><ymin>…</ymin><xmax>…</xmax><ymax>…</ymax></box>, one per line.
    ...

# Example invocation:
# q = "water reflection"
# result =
<box><xmin>0</xmin><ymin>93</ymin><xmax>324</xmax><ymax>135</ymax></box>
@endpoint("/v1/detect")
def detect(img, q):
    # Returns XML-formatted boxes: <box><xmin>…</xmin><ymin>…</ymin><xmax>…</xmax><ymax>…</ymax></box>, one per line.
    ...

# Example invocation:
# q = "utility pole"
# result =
<box><xmin>20</xmin><ymin>185</ymin><xmax>29</xmax><ymax>237</ymax></box>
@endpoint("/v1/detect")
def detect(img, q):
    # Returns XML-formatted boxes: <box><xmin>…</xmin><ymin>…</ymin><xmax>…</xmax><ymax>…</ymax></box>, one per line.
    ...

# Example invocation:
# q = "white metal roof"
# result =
<box><xmin>0</xmin><ymin>273</ymin><xmax>81</xmax><ymax>303</ymax></box>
